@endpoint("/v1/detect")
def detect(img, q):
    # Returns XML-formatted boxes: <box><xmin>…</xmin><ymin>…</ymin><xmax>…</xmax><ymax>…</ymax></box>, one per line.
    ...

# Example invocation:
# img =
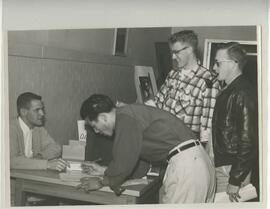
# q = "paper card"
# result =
<box><xmin>77</xmin><ymin>120</ymin><xmax>87</xmax><ymax>142</ymax></box>
<box><xmin>214</xmin><ymin>184</ymin><xmax>257</xmax><ymax>202</ymax></box>
<box><xmin>69</xmin><ymin>139</ymin><xmax>86</xmax><ymax>146</ymax></box>
<box><xmin>62</xmin><ymin>144</ymin><xmax>85</xmax><ymax>161</ymax></box>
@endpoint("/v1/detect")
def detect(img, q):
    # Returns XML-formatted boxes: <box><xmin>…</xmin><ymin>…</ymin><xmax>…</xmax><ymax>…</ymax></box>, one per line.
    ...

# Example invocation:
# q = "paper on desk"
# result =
<box><xmin>214</xmin><ymin>183</ymin><xmax>257</xmax><ymax>202</ymax></box>
<box><xmin>59</xmin><ymin>171</ymin><xmax>102</xmax><ymax>182</ymax></box>
<box><xmin>122</xmin><ymin>178</ymin><xmax>150</xmax><ymax>187</ymax></box>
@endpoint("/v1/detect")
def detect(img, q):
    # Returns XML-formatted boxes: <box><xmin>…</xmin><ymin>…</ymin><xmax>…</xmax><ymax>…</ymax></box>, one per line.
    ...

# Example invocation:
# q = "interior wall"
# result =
<box><xmin>8</xmin><ymin>45</ymin><xmax>136</xmax><ymax>145</ymax></box>
<box><xmin>8</xmin><ymin>27</ymin><xmax>172</xmax><ymax>77</ymax></box>
<box><xmin>8</xmin><ymin>29</ymin><xmax>115</xmax><ymax>55</ymax></box>
<box><xmin>8</xmin><ymin>27</ymin><xmax>172</xmax><ymax>145</ymax></box>
<box><xmin>128</xmin><ymin>27</ymin><xmax>171</xmax><ymax>74</ymax></box>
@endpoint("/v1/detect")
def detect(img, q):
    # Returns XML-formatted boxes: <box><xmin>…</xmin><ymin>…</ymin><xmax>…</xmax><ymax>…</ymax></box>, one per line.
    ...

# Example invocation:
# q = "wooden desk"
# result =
<box><xmin>11</xmin><ymin>169</ymin><xmax>161</xmax><ymax>206</ymax></box>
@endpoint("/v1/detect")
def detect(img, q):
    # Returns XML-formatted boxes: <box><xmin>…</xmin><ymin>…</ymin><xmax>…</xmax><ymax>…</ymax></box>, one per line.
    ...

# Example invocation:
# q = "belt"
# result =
<box><xmin>167</xmin><ymin>140</ymin><xmax>200</xmax><ymax>162</ymax></box>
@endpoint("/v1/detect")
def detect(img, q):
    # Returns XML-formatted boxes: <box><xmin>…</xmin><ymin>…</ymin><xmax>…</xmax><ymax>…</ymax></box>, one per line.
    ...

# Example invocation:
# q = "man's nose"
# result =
<box><xmin>39</xmin><ymin>110</ymin><xmax>45</xmax><ymax>116</ymax></box>
<box><xmin>172</xmin><ymin>53</ymin><xmax>176</xmax><ymax>59</ymax></box>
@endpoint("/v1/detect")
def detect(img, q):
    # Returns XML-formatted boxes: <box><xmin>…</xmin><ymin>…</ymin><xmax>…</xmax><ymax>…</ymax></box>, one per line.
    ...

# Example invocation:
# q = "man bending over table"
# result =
<box><xmin>78</xmin><ymin>94</ymin><xmax>216</xmax><ymax>203</ymax></box>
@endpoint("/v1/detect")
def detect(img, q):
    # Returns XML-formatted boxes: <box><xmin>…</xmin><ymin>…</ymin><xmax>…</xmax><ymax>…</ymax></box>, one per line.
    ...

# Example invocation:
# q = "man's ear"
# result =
<box><xmin>98</xmin><ymin>113</ymin><xmax>107</xmax><ymax>122</ymax></box>
<box><xmin>19</xmin><ymin>108</ymin><xmax>28</xmax><ymax>117</ymax></box>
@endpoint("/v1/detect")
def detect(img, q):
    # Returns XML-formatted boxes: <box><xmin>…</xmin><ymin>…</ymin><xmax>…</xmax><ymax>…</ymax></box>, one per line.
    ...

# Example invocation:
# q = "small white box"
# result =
<box><xmin>66</xmin><ymin>161</ymin><xmax>83</xmax><ymax>171</ymax></box>
<box><xmin>77</xmin><ymin>120</ymin><xmax>87</xmax><ymax>142</ymax></box>
<box><xmin>62</xmin><ymin>144</ymin><xmax>85</xmax><ymax>161</ymax></box>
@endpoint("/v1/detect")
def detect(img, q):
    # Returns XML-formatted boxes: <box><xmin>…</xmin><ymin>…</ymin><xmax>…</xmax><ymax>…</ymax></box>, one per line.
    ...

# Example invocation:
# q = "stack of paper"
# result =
<box><xmin>214</xmin><ymin>184</ymin><xmax>257</xmax><ymax>202</ymax></box>
<box><xmin>59</xmin><ymin>170</ymin><xmax>93</xmax><ymax>182</ymax></box>
<box><xmin>62</xmin><ymin>140</ymin><xmax>86</xmax><ymax>171</ymax></box>
<box><xmin>62</xmin><ymin>140</ymin><xmax>86</xmax><ymax>161</ymax></box>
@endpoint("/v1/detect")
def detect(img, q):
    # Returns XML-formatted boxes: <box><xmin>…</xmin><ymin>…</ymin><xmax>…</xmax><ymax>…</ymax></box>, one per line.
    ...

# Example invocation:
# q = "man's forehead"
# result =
<box><xmin>215</xmin><ymin>49</ymin><xmax>229</xmax><ymax>59</ymax></box>
<box><xmin>170</xmin><ymin>41</ymin><xmax>186</xmax><ymax>49</ymax></box>
<box><xmin>29</xmin><ymin>99</ymin><xmax>43</xmax><ymax>108</ymax></box>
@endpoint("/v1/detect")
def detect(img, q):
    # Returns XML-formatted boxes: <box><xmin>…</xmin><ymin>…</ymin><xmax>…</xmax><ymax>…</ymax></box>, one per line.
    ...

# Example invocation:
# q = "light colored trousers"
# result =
<box><xmin>215</xmin><ymin>165</ymin><xmax>251</xmax><ymax>193</ymax></box>
<box><xmin>159</xmin><ymin>140</ymin><xmax>216</xmax><ymax>203</ymax></box>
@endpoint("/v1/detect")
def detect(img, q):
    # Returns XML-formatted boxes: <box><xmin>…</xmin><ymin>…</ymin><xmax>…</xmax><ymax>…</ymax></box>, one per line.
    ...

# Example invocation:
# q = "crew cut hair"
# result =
<box><xmin>169</xmin><ymin>30</ymin><xmax>198</xmax><ymax>55</ymax></box>
<box><xmin>80</xmin><ymin>94</ymin><xmax>115</xmax><ymax>121</ymax></box>
<box><xmin>17</xmin><ymin>92</ymin><xmax>42</xmax><ymax>115</ymax></box>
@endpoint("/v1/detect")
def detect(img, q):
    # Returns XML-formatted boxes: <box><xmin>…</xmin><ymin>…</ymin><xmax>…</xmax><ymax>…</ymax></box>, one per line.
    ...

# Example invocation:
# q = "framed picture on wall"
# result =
<box><xmin>112</xmin><ymin>28</ymin><xmax>129</xmax><ymax>56</ymax></box>
<box><xmin>203</xmin><ymin>39</ymin><xmax>258</xmax><ymax>87</ymax></box>
<box><xmin>134</xmin><ymin>66</ymin><xmax>158</xmax><ymax>103</ymax></box>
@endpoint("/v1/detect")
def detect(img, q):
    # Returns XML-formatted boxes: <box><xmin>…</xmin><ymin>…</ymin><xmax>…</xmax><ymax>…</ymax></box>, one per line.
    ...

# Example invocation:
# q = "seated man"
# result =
<box><xmin>10</xmin><ymin>92</ymin><xmax>69</xmax><ymax>171</ymax></box>
<box><xmin>78</xmin><ymin>94</ymin><xmax>216</xmax><ymax>203</ymax></box>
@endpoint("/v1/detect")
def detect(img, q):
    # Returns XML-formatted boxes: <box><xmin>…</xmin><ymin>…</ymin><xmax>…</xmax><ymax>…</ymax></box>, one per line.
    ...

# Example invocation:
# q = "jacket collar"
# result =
<box><xmin>221</xmin><ymin>75</ymin><xmax>243</xmax><ymax>93</ymax></box>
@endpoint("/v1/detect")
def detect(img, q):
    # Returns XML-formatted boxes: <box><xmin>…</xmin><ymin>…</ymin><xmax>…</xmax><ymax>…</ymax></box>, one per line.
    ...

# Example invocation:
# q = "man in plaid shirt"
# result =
<box><xmin>146</xmin><ymin>30</ymin><xmax>220</xmax><ymax>152</ymax></box>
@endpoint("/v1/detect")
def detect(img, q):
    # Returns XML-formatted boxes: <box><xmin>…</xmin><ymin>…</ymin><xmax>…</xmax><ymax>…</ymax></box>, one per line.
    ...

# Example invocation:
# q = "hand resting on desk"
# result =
<box><xmin>47</xmin><ymin>158</ymin><xmax>70</xmax><ymax>172</ymax></box>
<box><xmin>76</xmin><ymin>177</ymin><xmax>103</xmax><ymax>192</ymax></box>
<box><xmin>76</xmin><ymin>176</ymin><xmax>126</xmax><ymax>196</ymax></box>
<box><xmin>82</xmin><ymin>161</ymin><xmax>107</xmax><ymax>176</ymax></box>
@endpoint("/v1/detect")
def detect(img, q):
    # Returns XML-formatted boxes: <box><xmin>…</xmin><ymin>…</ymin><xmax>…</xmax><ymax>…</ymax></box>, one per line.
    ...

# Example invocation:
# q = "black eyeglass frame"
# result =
<box><xmin>171</xmin><ymin>46</ymin><xmax>190</xmax><ymax>55</ymax></box>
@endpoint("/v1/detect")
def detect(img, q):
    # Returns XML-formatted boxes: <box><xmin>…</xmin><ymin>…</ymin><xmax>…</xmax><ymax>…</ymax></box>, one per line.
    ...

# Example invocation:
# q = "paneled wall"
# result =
<box><xmin>8</xmin><ymin>44</ymin><xmax>136</xmax><ymax>145</ymax></box>
<box><xmin>8</xmin><ymin>28</ymin><xmax>172</xmax><ymax>146</ymax></box>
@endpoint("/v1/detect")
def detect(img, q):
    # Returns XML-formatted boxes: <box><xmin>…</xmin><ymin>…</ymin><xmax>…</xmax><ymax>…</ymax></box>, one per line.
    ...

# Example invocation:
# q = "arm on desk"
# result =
<box><xmin>37</xmin><ymin>128</ymin><xmax>61</xmax><ymax>160</ymax></box>
<box><xmin>10</xmin><ymin>156</ymin><xmax>48</xmax><ymax>170</ymax></box>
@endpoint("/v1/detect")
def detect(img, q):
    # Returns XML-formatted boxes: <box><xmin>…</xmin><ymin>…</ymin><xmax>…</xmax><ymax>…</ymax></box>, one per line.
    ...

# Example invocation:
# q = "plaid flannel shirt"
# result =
<box><xmin>155</xmin><ymin>65</ymin><xmax>220</xmax><ymax>142</ymax></box>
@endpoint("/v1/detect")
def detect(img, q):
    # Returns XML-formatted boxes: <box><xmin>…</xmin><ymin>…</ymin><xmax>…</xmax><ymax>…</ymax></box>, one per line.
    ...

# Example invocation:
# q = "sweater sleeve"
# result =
<box><xmin>38</xmin><ymin>127</ymin><xmax>61</xmax><ymax>160</ymax></box>
<box><xmin>9</xmin><ymin>124</ymin><xmax>48</xmax><ymax>170</ymax></box>
<box><xmin>155</xmin><ymin>71</ymin><xmax>173</xmax><ymax>109</ymax></box>
<box><xmin>104</xmin><ymin>114</ymin><xmax>143</xmax><ymax>192</ymax></box>
<box><xmin>200</xmin><ymin>79</ymin><xmax>220</xmax><ymax>142</ymax></box>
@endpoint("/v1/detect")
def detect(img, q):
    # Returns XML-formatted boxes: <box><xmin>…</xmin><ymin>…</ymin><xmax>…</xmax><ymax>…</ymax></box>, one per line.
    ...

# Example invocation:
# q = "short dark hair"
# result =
<box><xmin>169</xmin><ymin>30</ymin><xmax>198</xmax><ymax>55</ymax></box>
<box><xmin>17</xmin><ymin>92</ymin><xmax>42</xmax><ymax>115</ymax></box>
<box><xmin>217</xmin><ymin>42</ymin><xmax>247</xmax><ymax>70</ymax></box>
<box><xmin>80</xmin><ymin>94</ymin><xmax>115</xmax><ymax>121</ymax></box>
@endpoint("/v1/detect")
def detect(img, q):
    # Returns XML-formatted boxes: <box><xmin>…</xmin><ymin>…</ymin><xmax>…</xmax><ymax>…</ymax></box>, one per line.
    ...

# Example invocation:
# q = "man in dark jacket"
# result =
<box><xmin>212</xmin><ymin>42</ymin><xmax>257</xmax><ymax>202</ymax></box>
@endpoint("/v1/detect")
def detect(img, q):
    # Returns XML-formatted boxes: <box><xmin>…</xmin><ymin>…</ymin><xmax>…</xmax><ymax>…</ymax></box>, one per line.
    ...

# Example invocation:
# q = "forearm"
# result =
<box><xmin>229</xmin><ymin>99</ymin><xmax>257</xmax><ymax>186</ymax></box>
<box><xmin>229</xmin><ymin>143</ymin><xmax>255</xmax><ymax>186</ymax></box>
<box><xmin>200</xmin><ymin>86</ymin><xmax>215</xmax><ymax>142</ymax></box>
<box><xmin>103</xmin><ymin>173</ymin><xmax>128</xmax><ymax>192</ymax></box>
<box><xmin>10</xmin><ymin>156</ymin><xmax>48</xmax><ymax>170</ymax></box>
<box><xmin>40</xmin><ymin>142</ymin><xmax>61</xmax><ymax>160</ymax></box>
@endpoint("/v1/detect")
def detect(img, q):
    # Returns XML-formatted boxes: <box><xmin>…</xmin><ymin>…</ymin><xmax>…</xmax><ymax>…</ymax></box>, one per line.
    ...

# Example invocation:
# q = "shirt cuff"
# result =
<box><xmin>200</xmin><ymin>129</ymin><xmax>212</xmax><ymax>142</ymax></box>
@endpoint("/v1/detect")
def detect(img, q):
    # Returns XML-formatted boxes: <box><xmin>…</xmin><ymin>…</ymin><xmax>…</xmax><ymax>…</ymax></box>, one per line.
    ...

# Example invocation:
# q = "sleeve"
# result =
<box><xmin>39</xmin><ymin>128</ymin><xmax>61</xmax><ymax>160</ymax></box>
<box><xmin>200</xmin><ymin>79</ymin><xmax>220</xmax><ymax>142</ymax></box>
<box><xmin>9</xmin><ymin>125</ymin><xmax>48</xmax><ymax>170</ymax></box>
<box><xmin>155</xmin><ymin>71</ymin><xmax>173</xmax><ymax>109</ymax></box>
<box><xmin>104</xmin><ymin>114</ymin><xmax>143</xmax><ymax>192</ymax></box>
<box><xmin>229</xmin><ymin>92</ymin><xmax>257</xmax><ymax>186</ymax></box>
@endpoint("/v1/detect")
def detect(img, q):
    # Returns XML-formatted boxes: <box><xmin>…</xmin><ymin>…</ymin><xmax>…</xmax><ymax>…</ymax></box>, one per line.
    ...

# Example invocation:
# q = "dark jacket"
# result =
<box><xmin>212</xmin><ymin>75</ymin><xmax>257</xmax><ymax>186</ymax></box>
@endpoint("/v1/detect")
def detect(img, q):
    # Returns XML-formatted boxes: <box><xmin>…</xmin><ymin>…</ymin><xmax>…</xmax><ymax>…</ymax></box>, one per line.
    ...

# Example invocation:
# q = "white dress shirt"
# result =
<box><xmin>18</xmin><ymin>117</ymin><xmax>33</xmax><ymax>158</ymax></box>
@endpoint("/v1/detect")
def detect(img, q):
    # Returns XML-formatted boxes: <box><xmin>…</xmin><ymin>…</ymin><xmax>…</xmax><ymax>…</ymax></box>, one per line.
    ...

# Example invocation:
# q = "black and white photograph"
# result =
<box><xmin>139</xmin><ymin>75</ymin><xmax>155</xmax><ymax>102</ymax></box>
<box><xmin>1</xmin><ymin>1</ymin><xmax>268</xmax><ymax>209</ymax></box>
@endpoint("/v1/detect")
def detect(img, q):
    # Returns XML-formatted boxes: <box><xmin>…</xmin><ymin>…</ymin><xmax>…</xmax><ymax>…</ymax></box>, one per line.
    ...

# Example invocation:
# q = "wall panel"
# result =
<box><xmin>8</xmin><ymin>46</ymin><xmax>136</xmax><ymax>145</ymax></box>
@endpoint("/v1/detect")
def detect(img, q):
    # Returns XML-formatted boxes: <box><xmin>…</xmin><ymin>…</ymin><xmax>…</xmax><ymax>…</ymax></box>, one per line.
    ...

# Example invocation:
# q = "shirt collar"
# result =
<box><xmin>179</xmin><ymin>66</ymin><xmax>198</xmax><ymax>79</ymax></box>
<box><xmin>18</xmin><ymin>117</ymin><xmax>32</xmax><ymax>135</ymax></box>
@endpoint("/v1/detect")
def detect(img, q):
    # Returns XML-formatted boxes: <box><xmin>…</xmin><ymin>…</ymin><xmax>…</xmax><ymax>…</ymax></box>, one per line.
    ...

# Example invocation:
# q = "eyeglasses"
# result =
<box><xmin>171</xmin><ymin>46</ymin><xmax>189</xmax><ymax>55</ymax></box>
<box><xmin>213</xmin><ymin>59</ymin><xmax>238</xmax><ymax>67</ymax></box>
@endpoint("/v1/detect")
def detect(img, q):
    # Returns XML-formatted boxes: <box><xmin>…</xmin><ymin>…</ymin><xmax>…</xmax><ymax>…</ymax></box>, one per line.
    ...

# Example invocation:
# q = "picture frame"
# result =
<box><xmin>134</xmin><ymin>66</ymin><xmax>158</xmax><ymax>103</ymax></box>
<box><xmin>112</xmin><ymin>28</ymin><xmax>129</xmax><ymax>56</ymax></box>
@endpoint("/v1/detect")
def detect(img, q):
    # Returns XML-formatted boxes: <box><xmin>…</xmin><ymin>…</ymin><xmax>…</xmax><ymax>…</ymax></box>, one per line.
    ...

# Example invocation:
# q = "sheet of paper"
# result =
<box><xmin>59</xmin><ymin>171</ymin><xmax>102</xmax><ymax>182</ymax></box>
<box><xmin>214</xmin><ymin>184</ymin><xmax>257</xmax><ymax>202</ymax></box>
